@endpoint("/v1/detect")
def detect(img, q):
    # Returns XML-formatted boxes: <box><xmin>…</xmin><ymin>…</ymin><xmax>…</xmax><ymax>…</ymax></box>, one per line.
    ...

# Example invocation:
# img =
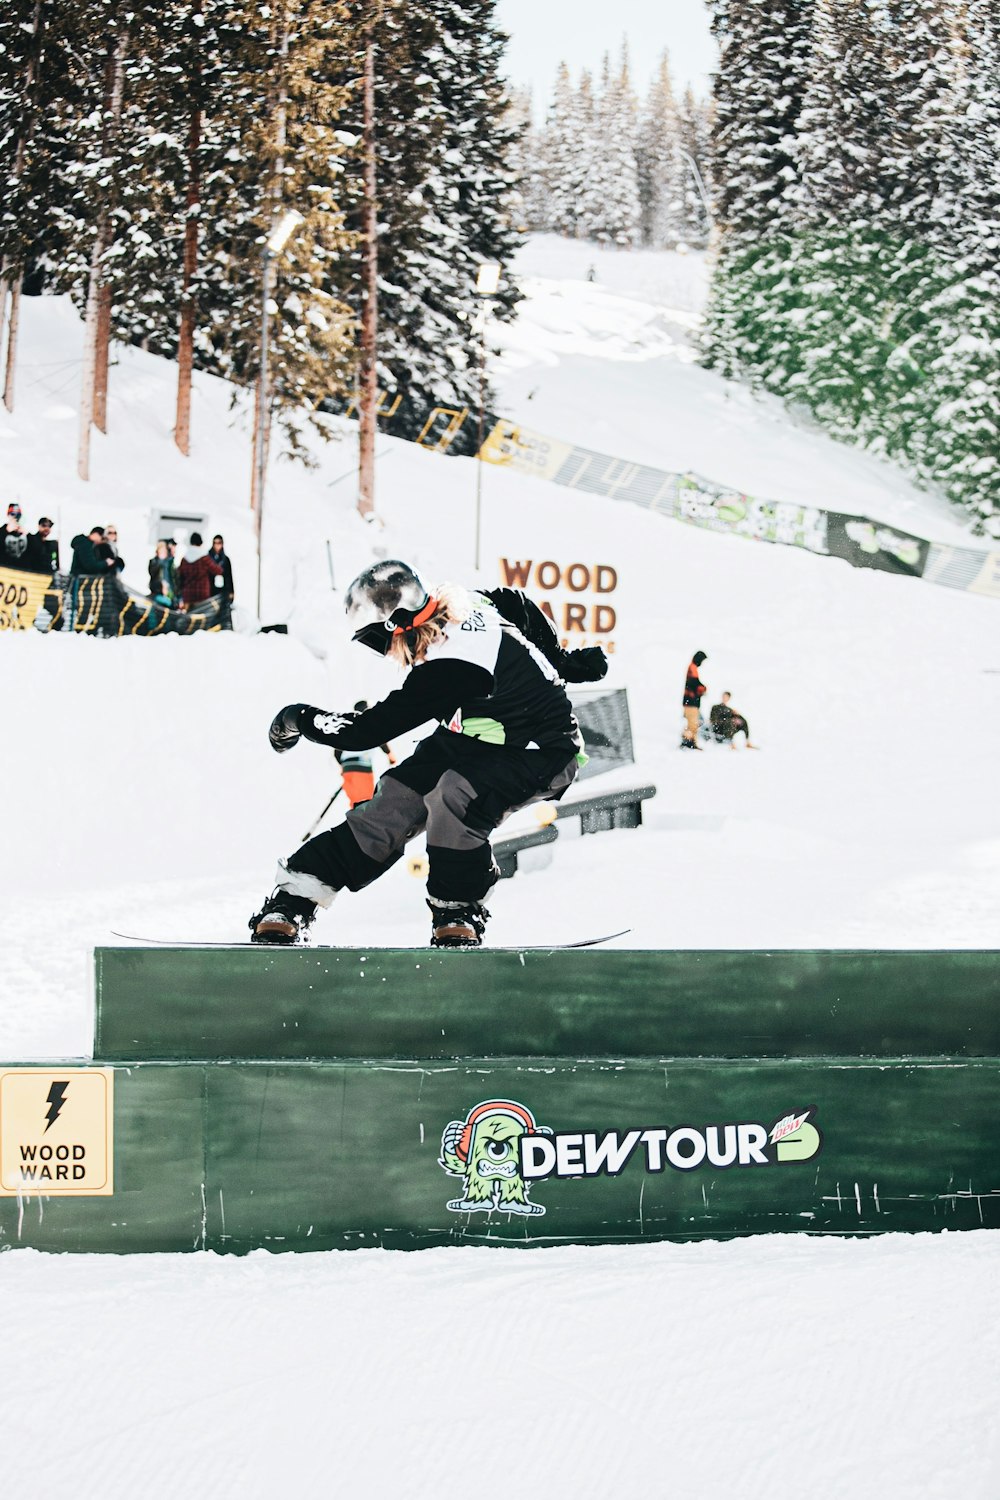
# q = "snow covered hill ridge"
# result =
<box><xmin>0</xmin><ymin>234</ymin><xmax>986</xmax><ymax>626</ymax></box>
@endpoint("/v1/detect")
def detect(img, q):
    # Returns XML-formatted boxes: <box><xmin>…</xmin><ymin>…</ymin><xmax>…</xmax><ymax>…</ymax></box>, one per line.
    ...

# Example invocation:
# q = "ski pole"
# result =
<box><xmin>300</xmin><ymin>784</ymin><xmax>343</xmax><ymax>842</ymax></box>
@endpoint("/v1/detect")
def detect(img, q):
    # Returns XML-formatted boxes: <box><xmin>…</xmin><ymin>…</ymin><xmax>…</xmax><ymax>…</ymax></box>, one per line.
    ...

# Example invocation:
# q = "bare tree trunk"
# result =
<box><xmin>78</xmin><ymin>36</ymin><xmax>125</xmax><ymax>481</ymax></box>
<box><xmin>93</xmin><ymin>282</ymin><xmax>111</xmax><ymax>431</ymax></box>
<box><xmin>90</xmin><ymin>48</ymin><xmax>123</xmax><ymax>439</ymax></box>
<box><xmin>174</xmin><ymin>2</ymin><xmax>202</xmax><ymax>457</ymax></box>
<box><xmin>2</xmin><ymin>277</ymin><xmax>22</xmax><ymax>412</ymax></box>
<box><xmin>251</xmin><ymin>2</ymin><xmax>287</xmax><ymax>516</ymax></box>
<box><xmin>357</xmin><ymin>8</ymin><xmax>378</xmax><ymax>520</ymax></box>
<box><xmin>174</xmin><ymin>112</ymin><xmax>201</xmax><ymax>455</ymax></box>
<box><xmin>78</xmin><ymin>238</ymin><xmax>104</xmax><ymax>481</ymax></box>
<box><xmin>0</xmin><ymin>275</ymin><xmax>10</xmax><ymax>376</ymax></box>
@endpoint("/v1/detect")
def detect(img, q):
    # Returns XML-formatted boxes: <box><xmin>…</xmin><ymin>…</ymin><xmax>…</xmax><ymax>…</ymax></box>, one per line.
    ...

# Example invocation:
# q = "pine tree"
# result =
<box><xmin>709</xmin><ymin>0</ymin><xmax>816</xmax><ymax>237</ymax></box>
<box><xmin>572</xmin><ymin>69</ymin><xmax>604</xmax><ymax>240</ymax></box>
<box><xmin>177</xmin><ymin>0</ymin><xmax>358</xmax><ymax>462</ymax></box>
<box><xmin>909</xmin><ymin>0</ymin><xmax>1000</xmax><ymax>530</ymax></box>
<box><xmin>505</xmin><ymin>86</ymin><xmax>538</xmax><ymax>231</ymax></box>
<box><xmin>703</xmin><ymin>0</ymin><xmax>998</xmax><ymax>530</ymax></box>
<box><xmin>701</xmin><ymin>0</ymin><xmax>817</xmax><ymax>378</ymax></box>
<box><xmin>330</xmin><ymin>0</ymin><xmax>521</xmax><ymax>450</ymax></box>
<box><xmin>588</xmin><ymin>46</ymin><xmax>640</xmax><ymax>246</ymax></box>
<box><xmin>0</xmin><ymin>0</ymin><xmax>47</xmax><ymax>410</ymax></box>
<box><xmin>636</xmin><ymin>53</ymin><xmax>685</xmax><ymax>249</ymax></box>
<box><xmin>539</xmin><ymin>61</ymin><xmax>588</xmax><ymax>236</ymax></box>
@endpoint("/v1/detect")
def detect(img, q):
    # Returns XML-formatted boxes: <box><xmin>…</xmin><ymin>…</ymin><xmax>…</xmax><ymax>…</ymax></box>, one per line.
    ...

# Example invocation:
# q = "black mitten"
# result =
<box><xmin>562</xmin><ymin>647</ymin><xmax>609</xmax><ymax>683</ymax></box>
<box><xmin>268</xmin><ymin>703</ymin><xmax>306</xmax><ymax>753</ymax></box>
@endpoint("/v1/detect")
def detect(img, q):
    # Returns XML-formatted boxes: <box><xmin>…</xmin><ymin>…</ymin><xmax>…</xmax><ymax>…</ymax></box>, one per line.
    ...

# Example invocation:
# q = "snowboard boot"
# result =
<box><xmin>249</xmin><ymin>889</ymin><xmax>317</xmax><ymax>945</ymax></box>
<box><xmin>428</xmin><ymin>900</ymin><xmax>490</xmax><ymax>949</ymax></box>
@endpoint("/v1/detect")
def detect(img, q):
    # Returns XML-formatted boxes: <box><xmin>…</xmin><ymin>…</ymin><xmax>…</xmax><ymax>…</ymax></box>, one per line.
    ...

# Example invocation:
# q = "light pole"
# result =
<box><xmin>253</xmin><ymin>208</ymin><xmax>304</xmax><ymax>617</ymax></box>
<box><xmin>677</xmin><ymin>147</ymin><xmax>714</xmax><ymax>233</ymax></box>
<box><xmin>473</xmin><ymin>260</ymin><xmax>501</xmax><ymax>573</ymax></box>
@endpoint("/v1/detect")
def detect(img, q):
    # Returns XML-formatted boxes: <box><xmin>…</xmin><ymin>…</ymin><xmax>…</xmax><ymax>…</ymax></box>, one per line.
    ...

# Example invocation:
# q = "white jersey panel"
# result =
<box><xmin>420</xmin><ymin>600</ymin><xmax>503</xmax><ymax>677</ymax></box>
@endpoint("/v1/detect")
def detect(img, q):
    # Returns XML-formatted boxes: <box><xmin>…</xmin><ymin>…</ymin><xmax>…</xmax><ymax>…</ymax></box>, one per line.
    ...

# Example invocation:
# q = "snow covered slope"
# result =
<box><xmin>2</xmin><ymin>238</ymin><xmax>999</xmax><ymax>1500</ymax></box>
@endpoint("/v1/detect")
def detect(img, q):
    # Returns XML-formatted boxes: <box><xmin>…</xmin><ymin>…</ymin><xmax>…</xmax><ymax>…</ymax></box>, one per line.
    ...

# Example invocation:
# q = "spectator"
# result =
<box><xmin>177</xmin><ymin>530</ymin><xmax>222</xmax><ymax>607</ymax></box>
<box><xmin>148</xmin><ymin>540</ymin><xmax>179</xmax><ymax>608</ymax></box>
<box><xmin>2</xmin><ymin>503</ymin><xmax>27</xmax><ymax>568</ymax></box>
<box><xmin>98</xmin><ymin>523</ymin><xmax>125</xmax><ymax>574</ymax></box>
<box><xmin>208</xmin><ymin>533</ymin><xmax>235</xmax><ymax>626</ymax></box>
<box><xmin>208</xmin><ymin>534</ymin><xmax>234</xmax><ymax>602</ymax></box>
<box><xmin>70</xmin><ymin>526</ymin><xmax>115</xmax><ymax>575</ymax></box>
<box><xmin>23</xmin><ymin>516</ymin><xmax>60</xmax><ymax>575</ymax></box>
<box><xmin>710</xmin><ymin>692</ymin><xmax>758</xmax><ymax>749</ymax></box>
<box><xmin>681</xmin><ymin>649</ymin><xmax>708</xmax><ymax>750</ymax></box>
<box><xmin>334</xmin><ymin>702</ymin><xmax>397</xmax><ymax>807</ymax></box>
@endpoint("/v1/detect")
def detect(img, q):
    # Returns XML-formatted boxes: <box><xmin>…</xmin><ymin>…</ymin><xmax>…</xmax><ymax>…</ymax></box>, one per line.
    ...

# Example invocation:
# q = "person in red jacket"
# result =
<box><xmin>177</xmin><ymin>532</ymin><xmax>222</xmax><ymax>607</ymax></box>
<box><xmin>681</xmin><ymin>650</ymin><xmax>708</xmax><ymax>749</ymax></box>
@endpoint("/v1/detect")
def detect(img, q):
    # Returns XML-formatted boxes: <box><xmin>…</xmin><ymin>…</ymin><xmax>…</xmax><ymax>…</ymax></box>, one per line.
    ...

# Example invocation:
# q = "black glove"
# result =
<box><xmin>562</xmin><ymin>647</ymin><xmax>609</xmax><ymax>683</ymax></box>
<box><xmin>269</xmin><ymin>703</ymin><xmax>306</xmax><ymax>753</ymax></box>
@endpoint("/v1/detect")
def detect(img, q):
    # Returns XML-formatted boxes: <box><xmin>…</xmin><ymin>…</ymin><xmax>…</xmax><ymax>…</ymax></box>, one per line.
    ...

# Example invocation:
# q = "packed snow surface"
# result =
<box><xmin>2</xmin><ymin>236</ymin><xmax>998</xmax><ymax>1497</ymax></box>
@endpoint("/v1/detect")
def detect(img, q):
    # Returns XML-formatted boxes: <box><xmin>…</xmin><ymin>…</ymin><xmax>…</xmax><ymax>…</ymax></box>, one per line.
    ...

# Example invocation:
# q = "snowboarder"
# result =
<box><xmin>681</xmin><ymin>650</ymin><xmax>708</xmax><ymax>749</ymax></box>
<box><xmin>250</xmin><ymin>560</ymin><xmax>608</xmax><ymax>947</ymax></box>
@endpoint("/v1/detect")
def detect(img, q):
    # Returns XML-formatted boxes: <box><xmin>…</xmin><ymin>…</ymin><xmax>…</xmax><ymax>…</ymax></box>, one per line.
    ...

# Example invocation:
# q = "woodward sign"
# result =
<box><xmin>0</xmin><ymin>1068</ymin><xmax>115</xmax><ymax>1196</ymax></box>
<box><xmin>499</xmin><ymin>557</ymin><xmax>617</xmax><ymax>651</ymax></box>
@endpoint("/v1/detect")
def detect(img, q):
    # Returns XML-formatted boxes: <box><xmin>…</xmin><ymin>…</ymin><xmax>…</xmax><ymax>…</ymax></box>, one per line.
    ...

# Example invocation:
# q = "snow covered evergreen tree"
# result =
<box><xmin>702</xmin><ymin>0</ymin><xmax>998</xmax><ymax>529</ymax></box>
<box><xmin>197</xmin><ymin>0</ymin><xmax>358</xmax><ymax>457</ymax></box>
<box><xmin>329</xmin><ymin>0</ymin><xmax>520</xmax><ymax>449</ymax></box>
<box><xmin>585</xmin><ymin>48</ymin><xmax>640</xmax><ymax>246</ymax></box>
<box><xmin>907</xmin><ymin>0</ymin><xmax>1000</xmax><ymax>530</ymax></box>
<box><xmin>636</xmin><ymin>53</ymin><xmax>685</xmax><ymax>249</ymax></box>
<box><xmin>701</xmin><ymin>0</ymin><xmax>816</xmax><ymax>379</ymax></box>
<box><xmin>536</xmin><ymin>62</ymin><xmax>589</xmax><ymax>236</ymax></box>
<box><xmin>505</xmin><ymin>87</ymin><xmax>539</xmax><ymax>231</ymax></box>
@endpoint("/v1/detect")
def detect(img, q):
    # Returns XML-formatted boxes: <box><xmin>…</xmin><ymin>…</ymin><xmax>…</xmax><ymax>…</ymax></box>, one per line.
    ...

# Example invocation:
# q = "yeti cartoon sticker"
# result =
<box><xmin>439</xmin><ymin>1099</ymin><xmax>550</xmax><ymax>1216</ymax></box>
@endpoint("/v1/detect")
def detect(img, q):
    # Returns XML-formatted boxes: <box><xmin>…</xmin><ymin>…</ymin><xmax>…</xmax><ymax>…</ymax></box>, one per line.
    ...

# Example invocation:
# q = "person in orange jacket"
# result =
<box><xmin>335</xmin><ymin>701</ymin><xmax>397</xmax><ymax>807</ymax></box>
<box><xmin>681</xmin><ymin>650</ymin><xmax>708</xmax><ymax>749</ymax></box>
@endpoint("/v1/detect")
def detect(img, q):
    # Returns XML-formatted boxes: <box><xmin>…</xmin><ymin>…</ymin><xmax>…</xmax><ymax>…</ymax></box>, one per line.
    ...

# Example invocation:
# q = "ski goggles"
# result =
<box><xmin>352</xmin><ymin>595</ymin><xmax>439</xmax><ymax>655</ymax></box>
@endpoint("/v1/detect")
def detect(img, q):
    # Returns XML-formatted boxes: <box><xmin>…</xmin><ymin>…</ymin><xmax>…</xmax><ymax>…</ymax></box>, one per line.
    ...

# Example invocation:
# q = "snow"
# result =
<box><xmin>2</xmin><ymin>236</ymin><xmax>999</xmax><ymax>1497</ymax></box>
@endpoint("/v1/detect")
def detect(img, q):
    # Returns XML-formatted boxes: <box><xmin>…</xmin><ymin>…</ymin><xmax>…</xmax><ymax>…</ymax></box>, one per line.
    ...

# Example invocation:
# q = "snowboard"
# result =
<box><xmin>109</xmin><ymin>929</ymin><xmax>630</xmax><ymax>951</ymax></box>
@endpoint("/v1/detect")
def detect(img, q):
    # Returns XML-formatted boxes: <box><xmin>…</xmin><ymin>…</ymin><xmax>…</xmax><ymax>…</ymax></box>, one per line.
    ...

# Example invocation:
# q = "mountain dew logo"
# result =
<box><xmin>439</xmin><ymin>1101</ymin><xmax>822</xmax><ymax>1214</ymax></box>
<box><xmin>769</xmin><ymin>1109</ymin><xmax>822</xmax><ymax>1162</ymax></box>
<box><xmin>439</xmin><ymin>1100</ymin><xmax>550</xmax><ymax>1217</ymax></box>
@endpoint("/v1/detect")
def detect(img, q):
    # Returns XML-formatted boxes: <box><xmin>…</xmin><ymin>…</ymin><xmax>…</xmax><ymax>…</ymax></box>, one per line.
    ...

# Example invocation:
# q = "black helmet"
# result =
<box><xmin>344</xmin><ymin>559</ymin><xmax>435</xmax><ymax>655</ymax></box>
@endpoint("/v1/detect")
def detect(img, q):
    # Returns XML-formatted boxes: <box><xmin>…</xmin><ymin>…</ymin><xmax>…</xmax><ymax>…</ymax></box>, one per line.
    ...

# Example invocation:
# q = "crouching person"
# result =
<box><xmin>250</xmin><ymin>560</ymin><xmax>608</xmax><ymax>948</ymax></box>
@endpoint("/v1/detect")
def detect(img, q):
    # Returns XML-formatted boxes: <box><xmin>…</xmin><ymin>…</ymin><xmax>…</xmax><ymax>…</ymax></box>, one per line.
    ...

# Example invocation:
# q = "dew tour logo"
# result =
<box><xmin>439</xmin><ymin>1100</ymin><xmax>822</xmax><ymax>1217</ymax></box>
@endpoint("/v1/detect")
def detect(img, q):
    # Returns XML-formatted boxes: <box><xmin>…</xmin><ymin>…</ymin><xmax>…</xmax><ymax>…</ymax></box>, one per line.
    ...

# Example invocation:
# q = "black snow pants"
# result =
<box><xmin>283</xmin><ymin>728</ymin><xmax>578</xmax><ymax>907</ymax></box>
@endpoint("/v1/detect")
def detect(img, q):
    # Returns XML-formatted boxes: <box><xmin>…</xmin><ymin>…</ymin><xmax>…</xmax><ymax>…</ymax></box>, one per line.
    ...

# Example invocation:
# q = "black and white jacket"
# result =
<box><xmin>297</xmin><ymin>589</ymin><xmax>607</xmax><ymax>758</ymax></box>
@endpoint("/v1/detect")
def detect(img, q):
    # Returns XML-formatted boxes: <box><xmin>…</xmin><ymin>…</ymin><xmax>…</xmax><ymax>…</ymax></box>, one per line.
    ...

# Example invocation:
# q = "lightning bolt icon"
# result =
<box><xmin>44</xmin><ymin>1081</ymin><xmax>70</xmax><ymax>1133</ymax></box>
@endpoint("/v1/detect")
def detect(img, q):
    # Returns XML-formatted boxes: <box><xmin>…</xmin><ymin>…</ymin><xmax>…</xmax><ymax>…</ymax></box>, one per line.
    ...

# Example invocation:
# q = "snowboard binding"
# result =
<box><xmin>249</xmin><ymin>890</ymin><xmax>318</xmax><ymax>945</ymax></box>
<box><xmin>428</xmin><ymin>900</ymin><xmax>490</xmax><ymax>949</ymax></box>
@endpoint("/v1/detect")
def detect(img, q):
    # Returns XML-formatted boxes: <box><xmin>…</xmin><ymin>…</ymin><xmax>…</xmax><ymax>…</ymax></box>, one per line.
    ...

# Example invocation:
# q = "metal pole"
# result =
<box><xmin>255</xmin><ymin>248</ymin><xmax>272</xmax><ymax>618</ymax></box>
<box><xmin>474</xmin><ymin>310</ymin><xmax>486</xmax><ymax>572</ymax></box>
<box><xmin>677</xmin><ymin>146</ymin><xmax>713</xmax><ymax>228</ymax></box>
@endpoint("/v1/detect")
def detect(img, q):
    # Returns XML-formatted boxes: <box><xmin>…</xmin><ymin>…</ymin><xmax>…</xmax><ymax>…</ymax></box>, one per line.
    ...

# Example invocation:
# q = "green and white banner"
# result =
<box><xmin>476</xmin><ymin>416</ymin><xmax>1000</xmax><ymax>600</ymax></box>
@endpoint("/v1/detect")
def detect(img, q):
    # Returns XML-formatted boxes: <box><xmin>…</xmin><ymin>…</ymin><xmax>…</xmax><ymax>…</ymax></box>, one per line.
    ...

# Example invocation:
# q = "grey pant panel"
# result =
<box><xmin>424</xmin><ymin>769</ymin><xmax>483</xmax><ymax>852</ymax></box>
<box><xmin>491</xmin><ymin>754</ymin><xmax>578</xmax><ymax>825</ymax></box>
<box><xmin>346</xmin><ymin>774</ymin><xmax>427</xmax><ymax>865</ymax></box>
